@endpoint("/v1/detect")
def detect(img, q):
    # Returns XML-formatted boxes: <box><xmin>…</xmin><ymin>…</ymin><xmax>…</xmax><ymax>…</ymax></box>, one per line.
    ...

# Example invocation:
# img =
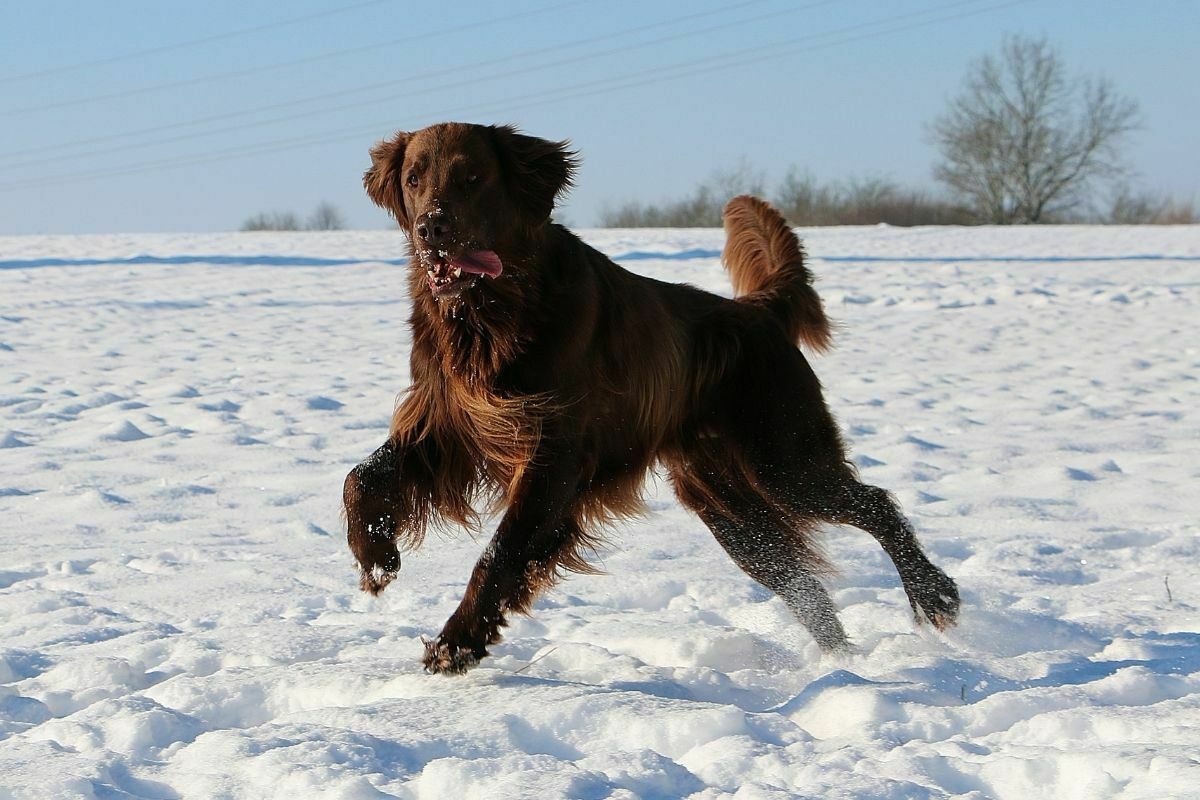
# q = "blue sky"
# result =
<box><xmin>0</xmin><ymin>0</ymin><xmax>1195</xmax><ymax>234</ymax></box>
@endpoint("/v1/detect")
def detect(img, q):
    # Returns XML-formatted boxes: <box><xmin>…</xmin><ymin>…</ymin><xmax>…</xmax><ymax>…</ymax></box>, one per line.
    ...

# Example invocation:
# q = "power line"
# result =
<box><xmin>0</xmin><ymin>0</ymin><xmax>1020</xmax><ymax>190</ymax></box>
<box><xmin>0</xmin><ymin>0</ymin><xmax>1030</xmax><ymax>194</ymax></box>
<box><xmin>0</xmin><ymin>0</ymin><xmax>819</xmax><ymax>171</ymax></box>
<box><xmin>0</xmin><ymin>0</ymin><xmax>391</xmax><ymax>85</ymax></box>
<box><xmin>0</xmin><ymin>0</ymin><xmax>589</xmax><ymax>117</ymax></box>
<box><xmin>0</xmin><ymin>0</ymin><xmax>776</xmax><ymax>159</ymax></box>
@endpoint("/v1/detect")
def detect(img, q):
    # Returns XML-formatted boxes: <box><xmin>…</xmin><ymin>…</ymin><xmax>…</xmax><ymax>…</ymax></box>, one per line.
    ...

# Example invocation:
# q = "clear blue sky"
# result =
<box><xmin>0</xmin><ymin>0</ymin><xmax>1195</xmax><ymax>234</ymax></box>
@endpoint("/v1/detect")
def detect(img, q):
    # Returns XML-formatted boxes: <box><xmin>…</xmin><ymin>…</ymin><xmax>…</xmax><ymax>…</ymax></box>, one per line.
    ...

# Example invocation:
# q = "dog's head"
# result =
<box><xmin>364</xmin><ymin>122</ymin><xmax>577</xmax><ymax>299</ymax></box>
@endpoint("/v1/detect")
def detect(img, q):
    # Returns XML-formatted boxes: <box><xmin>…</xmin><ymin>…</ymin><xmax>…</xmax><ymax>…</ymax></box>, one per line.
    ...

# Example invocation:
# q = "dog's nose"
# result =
<box><xmin>416</xmin><ymin>212</ymin><xmax>451</xmax><ymax>248</ymax></box>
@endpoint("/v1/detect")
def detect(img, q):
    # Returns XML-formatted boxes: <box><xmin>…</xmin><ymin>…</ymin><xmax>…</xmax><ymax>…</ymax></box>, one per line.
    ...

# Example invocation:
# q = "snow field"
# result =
<box><xmin>1</xmin><ymin>225</ymin><xmax>1199</xmax><ymax>798</ymax></box>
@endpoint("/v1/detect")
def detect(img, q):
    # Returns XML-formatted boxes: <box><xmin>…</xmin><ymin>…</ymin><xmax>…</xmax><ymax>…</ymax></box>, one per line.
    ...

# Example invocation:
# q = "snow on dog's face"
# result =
<box><xmin>364</xmin><ymin>123</ymin><xmax>577</xmax><ymax>299</ymax></box>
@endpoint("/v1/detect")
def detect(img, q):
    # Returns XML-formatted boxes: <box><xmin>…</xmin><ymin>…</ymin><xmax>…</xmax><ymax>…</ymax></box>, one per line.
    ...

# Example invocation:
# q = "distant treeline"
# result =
<box><xmin>599</xmin><ymin>165</ymin><xmax>1197</xmax><ymax>228</ymax></box>
<box><xmin>241</xmin><ymin>201</ymin><xmax>345</xmax><ymax>231</ymax></box>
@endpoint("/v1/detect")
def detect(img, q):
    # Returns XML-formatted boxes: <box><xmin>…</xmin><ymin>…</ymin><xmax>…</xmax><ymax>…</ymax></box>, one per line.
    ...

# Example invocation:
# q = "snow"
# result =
<box><xmin>1</xmin><ymin>225</ymin><xmax>1199</xmax><ymax>799</ymax></box>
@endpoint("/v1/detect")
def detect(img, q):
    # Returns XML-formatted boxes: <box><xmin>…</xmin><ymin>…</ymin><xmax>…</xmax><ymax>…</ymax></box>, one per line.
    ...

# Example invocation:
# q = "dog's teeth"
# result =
<box><xmin>452</xmin><ymin>267</ymin><xmax>462</xmax><ymax>279</ymax></box>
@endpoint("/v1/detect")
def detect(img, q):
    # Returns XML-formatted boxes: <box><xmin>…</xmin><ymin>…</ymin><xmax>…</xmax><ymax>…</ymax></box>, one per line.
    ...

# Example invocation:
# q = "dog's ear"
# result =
<box><xmin>363</xmin><ymin>131</ymin><xmax>411</xmax><ymax>227</ymax></box>
<box><xmin>490</xmin><ymin>125</ymin><xmax>578</xmax><ymax>224</ymax></box>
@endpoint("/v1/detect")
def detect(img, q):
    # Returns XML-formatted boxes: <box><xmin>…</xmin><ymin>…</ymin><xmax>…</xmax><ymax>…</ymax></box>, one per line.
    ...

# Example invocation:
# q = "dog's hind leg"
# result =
<box><xmin>818</xmin><ymin>478</ymin><xmax>960</xmax><ymax>630</ymax></box>
<box><xmin>699</xmin><ymin>500</ymin><xmax>848</xmax><ymax>652</ymax></box>
<box><xmin>698</xmin><ymin>338</ymin><xmax>959</xmax><ymax>634</ymax></box>
<box><xmin>669</xmin><ymin>465</ymin><xmax>849</xmax><ymax>652</ymax></box>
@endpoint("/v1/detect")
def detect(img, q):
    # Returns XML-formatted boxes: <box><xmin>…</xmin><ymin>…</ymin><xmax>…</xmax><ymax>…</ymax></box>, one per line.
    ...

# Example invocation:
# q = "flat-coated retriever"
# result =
<box><xmin>343</xmin><ymin>122</ymin><xmax>959</xmax><ymax>674</ymax></box>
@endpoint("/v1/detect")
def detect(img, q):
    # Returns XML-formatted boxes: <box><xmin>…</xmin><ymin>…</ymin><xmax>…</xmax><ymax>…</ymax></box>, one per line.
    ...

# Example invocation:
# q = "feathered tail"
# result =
<box><xmin>721</xmin><ymin>195</ymin><xmax>832</xmax><ymax>352</ymax></box>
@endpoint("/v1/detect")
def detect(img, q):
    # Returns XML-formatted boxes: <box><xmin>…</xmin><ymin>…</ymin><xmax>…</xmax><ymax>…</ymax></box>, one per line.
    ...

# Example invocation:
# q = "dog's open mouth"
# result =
<box><xmin>425</xmin><ymin>250</ymin><xmax>504</xmax><ymax>297</ymax></box>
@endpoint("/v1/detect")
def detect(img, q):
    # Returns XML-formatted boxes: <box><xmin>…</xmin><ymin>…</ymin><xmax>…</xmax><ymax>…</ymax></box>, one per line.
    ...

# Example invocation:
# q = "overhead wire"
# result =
<box><xmin>0</xmin><ymin>0</ymin><xmax>778</xmax><ymax>160</ymax></box>
<box><xmin>0</xmin><ymin>0</ymin><xmax>590</xmax><ymax>117</ymax></box>
<box><xmin>0</xmin><ymin>0</ymin><xmax>1031</xmax><ymax>194</ymax></box>
<box><xmin>0</xmin><ymin>0</ymin><xmax>393</xmax><ymax>85</ymax></box>
<box><xmin>0</xmin><ymin>0</ymin><xmax>827</xmax><ymax>171</ymax></box>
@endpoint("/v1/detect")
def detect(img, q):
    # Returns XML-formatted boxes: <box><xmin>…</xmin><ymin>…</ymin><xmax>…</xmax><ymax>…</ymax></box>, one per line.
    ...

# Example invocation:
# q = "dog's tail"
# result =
<box><xmin>722</xmin><ymin>195</ymin><xmax>832</xmax><ymax>353</ymax></box>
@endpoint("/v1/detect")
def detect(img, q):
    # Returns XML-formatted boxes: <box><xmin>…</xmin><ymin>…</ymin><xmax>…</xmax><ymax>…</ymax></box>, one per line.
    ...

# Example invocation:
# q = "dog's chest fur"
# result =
<box><xmin>394</xmin><ymin>296</ymin><xmax>548</xmax><ymax>502</ymax></box>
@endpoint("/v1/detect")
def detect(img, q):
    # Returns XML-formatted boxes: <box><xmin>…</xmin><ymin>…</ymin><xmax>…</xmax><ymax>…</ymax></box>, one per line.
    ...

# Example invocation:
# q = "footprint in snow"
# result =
<box><xmin>1</xmin><ymin>430</ymin><xmax>33</xmax><ymax>448</ymax></box>
<box><xmin>306</xmin><ymin>395</ymin><xmax>344</xmax><ymax>411</ymax></box>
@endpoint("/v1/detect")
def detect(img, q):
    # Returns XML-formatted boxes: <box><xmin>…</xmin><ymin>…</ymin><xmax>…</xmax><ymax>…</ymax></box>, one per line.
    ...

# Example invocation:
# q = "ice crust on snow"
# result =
<box><xmin>1</xmin><ymin>225</ymin><xmax>1199</xmax><ymax>798</ymax></box>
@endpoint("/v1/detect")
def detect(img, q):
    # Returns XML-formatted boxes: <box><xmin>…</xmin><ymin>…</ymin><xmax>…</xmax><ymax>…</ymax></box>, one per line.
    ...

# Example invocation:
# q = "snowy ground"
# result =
<box><xmin>1</xmin><ymin>225</ymin><xmax>1198</xmax><ymax>799</ymax></box>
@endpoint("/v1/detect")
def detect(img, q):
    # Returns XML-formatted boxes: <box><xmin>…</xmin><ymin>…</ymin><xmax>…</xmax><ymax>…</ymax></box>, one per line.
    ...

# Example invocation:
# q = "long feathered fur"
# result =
<box><xmin>721</xmin><ymin>194</ymin><xmax>833</xmax><ymax>353</ymax></box>
<box><xmin>344</xmin><ymin>124</ymin><xmax>960</xmax><ymax>672</ymax></box>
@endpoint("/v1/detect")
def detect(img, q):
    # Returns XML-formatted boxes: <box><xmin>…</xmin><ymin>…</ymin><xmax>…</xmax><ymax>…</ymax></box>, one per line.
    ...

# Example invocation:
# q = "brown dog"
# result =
<box><xmin>344</xmin><ymin>122</ymin><xmax>959</xmax><ymax>674</ymax></box>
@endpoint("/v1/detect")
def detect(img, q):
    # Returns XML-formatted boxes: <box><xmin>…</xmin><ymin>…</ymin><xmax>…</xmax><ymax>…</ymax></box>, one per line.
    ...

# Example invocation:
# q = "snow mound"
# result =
<box><xmin>100</xmin><ymin>420</ymin><xmax>152</xmax><ymax>442</ymax></box>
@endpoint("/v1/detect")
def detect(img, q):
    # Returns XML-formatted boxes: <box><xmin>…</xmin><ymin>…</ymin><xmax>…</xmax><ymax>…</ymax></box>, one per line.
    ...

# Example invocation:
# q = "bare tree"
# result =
<box><xmin>1107</xmin><ymin>185</ymin><xmax>1198</xmax><ymax>224</ymax></box>
<box><xmin>307</xmin><ymin>201</ymin><xmax>346</xmax><ymax>231</ymax></box>
<box><xmin>240</xmin><ymin>203</ymin><xmax>347</xmax><ymax>232</ymax></box>
<box><xmin>774</xmin><ymin>169</ymin><xmax>840</xmax><ymax>226</ymax></box>
<box><xmin>241</xmin><ymin>211</ymin><xmax>301</xmax><ymax>231</ymax></box>
<box><xmin>931</xmin><ymin>35</ymin><xmax>1139</xmax><ymax>224</ymax></box>
<box><xmin>774</xmin><ymin>170</ymin><xmax>961</xmax><ymax>226</ymax></box>
<box><xmin>601</xmin><ymin>165</ymin><xmax>970</xmax><ymax>228</ymax></box>
<box><xmin>599</xmin><ymin>159</ymin><xmax>764</xmax><ymax>227</ymax></box>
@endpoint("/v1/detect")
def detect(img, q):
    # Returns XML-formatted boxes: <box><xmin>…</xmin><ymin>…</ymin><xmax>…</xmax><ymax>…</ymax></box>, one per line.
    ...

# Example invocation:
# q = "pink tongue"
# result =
<box><xmin>451</xmin><ymin>250</ymin><xmax>503</xmax><ymax>278</ymax></box>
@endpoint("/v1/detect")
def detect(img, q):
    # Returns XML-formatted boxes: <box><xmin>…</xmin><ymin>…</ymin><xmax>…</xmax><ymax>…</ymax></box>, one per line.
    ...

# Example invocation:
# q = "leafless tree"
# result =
<box><xmin>1107</xmin><ymin>185</ymin><xmax>1198</xmax><ymax>224</ymax></box>
<box><xmin>773</xmin><ymin>170</ymin><xmax>971</xmax><ymax>227</ymax></box>
<box><xmin>601</xmin><ymin>166</ymin><xmax>971</xmax><ymax>228</ymax></box>
<box><xmin>307</xmin><ymin>201</ymin><xmax>346</xmax><ymax>231</ymax></box>
<box><xmin>931</xmin><ymin>35</ymin><xmax>1139</xmax><ymax>223</ymax></box>
<box><xmin>240</xmin><ymin>211</ymin><xmax>301</xmax><ymax>231</ymax></box>
<box><xmin>240</xmin><ymin>203</ymin><xmax>347</xmax><ymax>232</ymax></box>
<box><xmin>599</xmin><ymin>159</ymin><xmax>764</xmax><ymax>227</ymax></box>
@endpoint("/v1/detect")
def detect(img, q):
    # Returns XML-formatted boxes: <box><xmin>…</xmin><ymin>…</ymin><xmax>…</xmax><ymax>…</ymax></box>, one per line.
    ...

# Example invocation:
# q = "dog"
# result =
<box><xmin>343</xmin><ymin>122</ymin><xmax>960</xmax><ymax>674</ymax></box>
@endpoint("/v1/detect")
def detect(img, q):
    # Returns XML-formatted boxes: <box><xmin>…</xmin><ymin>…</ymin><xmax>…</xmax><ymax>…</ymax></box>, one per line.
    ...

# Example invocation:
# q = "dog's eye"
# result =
<box><xmin>466</xmin><ymin>174</ymin><xmax>479</xmax><ymax>185</ymax></box>
<box><xmin>406</xmin><ymin>173</ymin><xmax>418</xmax><ymax>188</ymax></box>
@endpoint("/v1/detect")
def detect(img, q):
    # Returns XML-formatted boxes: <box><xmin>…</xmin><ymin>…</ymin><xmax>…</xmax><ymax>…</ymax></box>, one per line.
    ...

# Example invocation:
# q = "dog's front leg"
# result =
<box><xmin>423</xmin><ymin>459</ymin><xmax>582</xmax><ymax>675</ymax></box>
<box><xmin>343</xmin><ymin>438</ymin><xmax>432</xmax><ymax>595</ymax></box>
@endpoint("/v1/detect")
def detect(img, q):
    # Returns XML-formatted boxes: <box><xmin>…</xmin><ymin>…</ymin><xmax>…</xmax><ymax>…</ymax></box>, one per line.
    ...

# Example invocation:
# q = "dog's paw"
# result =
<box><xmin>359</xmin><ymin>563</ymin><xmax>398</xmax><ymax>596</ymax></box>
<box><xmin>908</xmin><ymin>568</ymin><xmax>961</xmax><ymax>631</ymax></box>
<box><xmin>422</xmin><ymin>636</ymin><xmax>484</xmax><ymax>675</ymax></box>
